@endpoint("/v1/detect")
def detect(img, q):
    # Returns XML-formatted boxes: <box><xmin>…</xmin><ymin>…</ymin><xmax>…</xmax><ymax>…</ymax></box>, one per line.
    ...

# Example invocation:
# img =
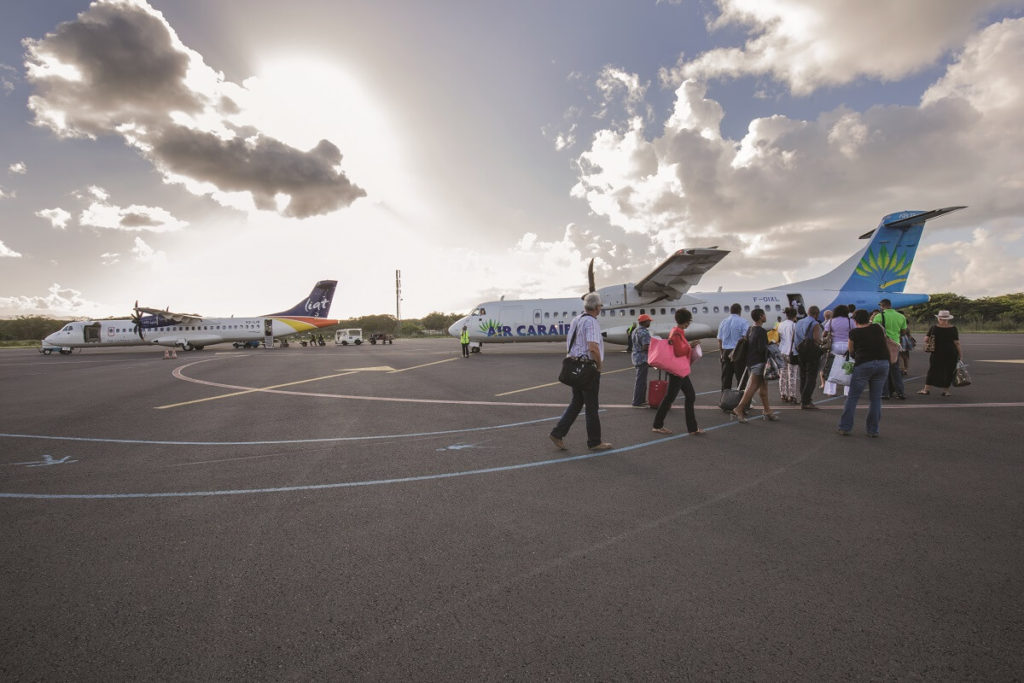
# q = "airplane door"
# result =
<box><xmin>83</xmin><ymin>322</ymin><xmax>101</xmax><ymax>343</ymax></box>
<box><xmin>786</xmin><ymin>293</ymin><xmax>807</xmax><ymax>318</ymax></box>
<box><xmin>263</xmin><ymin>318</ymin><xmax>274</xmax><ymax>348</ymax></box>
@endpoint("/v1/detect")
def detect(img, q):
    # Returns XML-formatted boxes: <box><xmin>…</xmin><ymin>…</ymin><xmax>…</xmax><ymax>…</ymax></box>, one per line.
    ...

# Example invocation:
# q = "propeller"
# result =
<box><xmin>587</xmin><ymin>258</ymin><xmax>596</xmax><ymax>293</ymax></box>
<box><xmin>131</xmin><ymin>300</ymin><xmax>145</xmax><ymax>340</ymax></box>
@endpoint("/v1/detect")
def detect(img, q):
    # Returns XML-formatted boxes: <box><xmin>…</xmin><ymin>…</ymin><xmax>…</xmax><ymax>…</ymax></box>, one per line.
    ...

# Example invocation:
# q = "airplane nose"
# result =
<box><xmin>448</xmin><ymin>318</ymin><xmax>467</xmax><ymax>338</ymax></box>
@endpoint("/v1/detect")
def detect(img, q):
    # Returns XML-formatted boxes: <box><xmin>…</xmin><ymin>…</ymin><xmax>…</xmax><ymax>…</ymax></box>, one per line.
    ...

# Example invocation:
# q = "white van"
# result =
<box><xmin>334</xmin><ymin>328</ymin><xmax>363</xmax><ymax>346</ymax></box>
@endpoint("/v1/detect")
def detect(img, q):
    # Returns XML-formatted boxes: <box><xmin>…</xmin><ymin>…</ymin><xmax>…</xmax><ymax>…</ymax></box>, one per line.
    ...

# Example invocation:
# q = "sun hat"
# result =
<box><xmin>936</xmin><ymin>310</ymin><xmax>954</xmax><ymax>320</ymax></box>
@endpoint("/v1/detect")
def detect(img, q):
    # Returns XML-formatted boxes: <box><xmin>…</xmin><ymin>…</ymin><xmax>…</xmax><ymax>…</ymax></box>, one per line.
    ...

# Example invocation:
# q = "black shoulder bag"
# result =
<box><xmin>558</xmin><ymin>317</ymin><xmax>598</xmax><ymax>389</ymax></box>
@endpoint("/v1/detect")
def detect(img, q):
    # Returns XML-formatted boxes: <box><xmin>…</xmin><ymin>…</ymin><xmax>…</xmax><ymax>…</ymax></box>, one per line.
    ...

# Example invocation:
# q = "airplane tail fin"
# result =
<box><xmin>784</xmin><ymin>207</ymin><xmax>965</xmax><ymax>293</ymax></box>
<box><xmin>266</xmin><ymin>280</ymin><xmax>337</xmax><ymax>318</ymax></box>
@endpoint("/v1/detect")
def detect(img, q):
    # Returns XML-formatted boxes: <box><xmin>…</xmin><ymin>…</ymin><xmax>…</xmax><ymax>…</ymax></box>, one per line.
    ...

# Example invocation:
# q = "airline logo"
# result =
<box><xmin>854</xmin><ymin>245</ymin><xmax>912</xmax><ymax>290</ymax></box>
<box><xmin>479</xmin><ymin>320</ymin><xmax>570</xmax><ymax>337</ymax></box>
<box><xmin>305</xmin><ymin>294</ymin><xmax>332</xmax><ymax>317</ymax></box>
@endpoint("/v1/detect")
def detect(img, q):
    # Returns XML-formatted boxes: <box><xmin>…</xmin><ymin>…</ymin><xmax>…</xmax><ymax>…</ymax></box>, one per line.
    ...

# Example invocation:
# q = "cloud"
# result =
<box><xmin>569</xmin><ymin>18</ymin><xmax>1024</xmax><ymax>291</ymax></box>
<box><xmin>0</xmin><ymin>63</ymin><xmax>15</xmax><ymax>94</ymax></box>
<box><xmin>670</xmin><ymin>0</ymin><xmax>1015</xmax><ymax>95</ymax></box>
<box><xmin>130</xmin><ymin>236</ymin><xmax>165</xmax><ymax>264</ymax></box>
<box><xmin>8</xmin><ymin>162</ymin><xmax>27</xmax><ymax>175</ymax></box>
<box><xmin>0</xmin><ymin>283</ymin><xmax>107</xmax><ymax>317</ymax></box>
<box><xmin>76</xmin><ymin>185</ymin><xmax>186</xmax><ymax>232</ymax></box>
<box><xmin>36</xmin><ymin>207</ymin><xmax>72</xmax><ymax>229</ymax></box>
<box><xmin>0</xmin><ymin>240</ymin><xmax>23</xmax><ymax>258</ymax></box>
<box><xmin>100</xmin><ymin>252</ymin><xmax>120</xmax><ymax>265</ymax></box>
<box><xmin>0</xmin><ymin>186</ymin><xmax>14</xmax><ymax>200</ymax></box>
<box><xmin>24</xmin><ymin>0</ymin><xmax>365</xmax><ymax>218</ymax></box>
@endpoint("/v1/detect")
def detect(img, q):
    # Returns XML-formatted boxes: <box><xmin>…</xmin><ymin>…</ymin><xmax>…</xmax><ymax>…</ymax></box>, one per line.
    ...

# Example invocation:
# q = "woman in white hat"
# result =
<box><xmin>918</xmin><ymin>310</ymin><xmax>963</xmax><ymax>396</ymax></box>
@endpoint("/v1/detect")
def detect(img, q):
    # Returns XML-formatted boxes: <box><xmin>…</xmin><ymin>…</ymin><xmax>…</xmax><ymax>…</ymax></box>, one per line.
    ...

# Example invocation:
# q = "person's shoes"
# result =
<box><xmin>632</xmin><ymin>403</ymin><xmax>648</xmax><ymax>408</ymax></box>
<box><xmin>941</xmin><ymin>391</ymin><xmax>953</xmax><ymax>397</ymax></box>
<box><xmin>895</xmin><ymin>393</ymin><xmax>906</xmax><ymax>400</ymax></box>
<box><xmin>881</xmin><ymin>395</ymin><xmax>890</xmax><ymax>400</ymax></box>
<box><xmin>590</xmin><ymin>442</ymin><xmax>613</xmax><ymax>451</ymax></box>
<box><xmin>763</xmin><ymin>411</ymin><xmax>780</xmax><ymax>421</ymax></box>
<box><xmin>549</xmin><ymin>434</ymin><xmax>567</xmax><ymax>450</ymax></box>
<box><xmin>836</xmin><ymin>429</ymin><xmax>851</xmax><ymax>436</ymax></box>
<box><xmin>917</xmin><ymin>389</ymin><xmax>930</xmax><ymax>395</ymax></box>
<box><xmin>867</xmin><ymin>432</ymin><xmax>879</xmax><ymax>438</ymax></box>
<box><xmin>731</xmin><ymin>410</ymin><xmax>748</xmax><ymax>424</ymax></box>
<box><xmin>688</xmin><ymin>429</ymin><xmax>706</xmax><ymax>435</ymax></box>
<box><xmin>652</xmin><ymin>427</ymin><xmax>672</xmax><ymax>434</ymax></box>
<box><xmin>801</xmin><ymin>403</ymin><xmax>819</xmax><ymax>410</ymax></box>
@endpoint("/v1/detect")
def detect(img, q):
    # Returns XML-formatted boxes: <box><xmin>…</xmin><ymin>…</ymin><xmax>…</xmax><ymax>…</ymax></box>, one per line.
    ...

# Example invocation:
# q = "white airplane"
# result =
<box><xmin>448</xmin><ymin>207</ymin><xmax>965</xmax><ymax>348</ymax></box>
<box><xmin>41</xmin><ymin>280</ymin><xmax>339</xmax><ymax>354</ymax></box>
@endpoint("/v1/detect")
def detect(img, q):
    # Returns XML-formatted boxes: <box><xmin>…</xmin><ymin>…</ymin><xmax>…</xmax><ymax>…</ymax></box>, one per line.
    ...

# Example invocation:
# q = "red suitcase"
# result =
<box><xmin>648</xmin><ymin>371</ymin><xmax>668</xmax><ymax>409</ymax></box>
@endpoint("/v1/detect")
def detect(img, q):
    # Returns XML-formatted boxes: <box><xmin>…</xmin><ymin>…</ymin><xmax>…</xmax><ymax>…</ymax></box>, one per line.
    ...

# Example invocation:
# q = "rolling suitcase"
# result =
<box><xmin>648</xmin><ymin>370</ymin><xmax>668</xmax><ymax>409</ymax></box>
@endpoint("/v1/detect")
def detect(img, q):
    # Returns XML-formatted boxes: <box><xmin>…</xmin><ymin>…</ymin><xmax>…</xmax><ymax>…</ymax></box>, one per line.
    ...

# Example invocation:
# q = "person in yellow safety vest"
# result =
<box><xmin>460</xmin><ymin>325</ymin><xmax>471</xmax><ymax>358</ymax></box>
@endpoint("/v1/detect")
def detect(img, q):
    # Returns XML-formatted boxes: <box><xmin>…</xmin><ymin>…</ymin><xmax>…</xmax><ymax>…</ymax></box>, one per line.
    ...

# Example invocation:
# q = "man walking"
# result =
<box><xmin>794</xmin><ymin>305</ymin><xmax>823</xmax><ymax>409</ymax></box>
<box><xmin>871</xmin><ymin>298</ymin><xmax>908</xmax><ymax>399</ymax></box>
<box><xmin>717</xmin><ymin>303</ymin><xmax>749</xmax><ymax>390</ymax></box>
<box><xmin>549</xmin><ymin>292</ymin><xmax>612</xmax><ymax>451</ymax></box>
<box><xmin>630</xmin><ymin>314</ymin><xmax>653</xmax><ymax>407</ymax></box>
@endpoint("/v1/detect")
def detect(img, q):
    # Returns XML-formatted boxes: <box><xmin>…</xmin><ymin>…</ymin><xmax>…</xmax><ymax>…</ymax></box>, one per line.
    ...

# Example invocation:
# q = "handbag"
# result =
<box><xmin>763</xmin><ymin>357</ymin><xmax>779</xmax><ymax>381</ymax></box>
<box><xmin>558</xmin><ymin>320</ymin><xmax>598</xmax><ymax>389</ymax></box>
<box><xmin>719</xmin><ymin>367</ymin><xmax>749</xmax><ymax>412</ymax></box>
<box><xmin>924</xmin><ymin>334</ymin><xmax>935</xmax><ymax>353</ymax></box>
<box><xmin>648</xmin><ymin>337</ymin><xmax>691</xmax><ymax>378</ymax></box>
<box><xmin>953</xmin><ymin>360</ymin><xmax>971</xmax><ymax>387</ymax></box>
<box><xmin>795</xmin><ymin>321</ymin><xmax>820</xmax><ymax>358</ymax></box>
<box><xmin>827</xmin><ymin>352</ymin><xmax>854</xmax><ymax>386</ymax></box>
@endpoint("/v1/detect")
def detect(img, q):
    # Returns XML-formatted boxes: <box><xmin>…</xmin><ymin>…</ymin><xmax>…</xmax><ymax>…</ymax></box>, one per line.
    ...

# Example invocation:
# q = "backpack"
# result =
<box><xmin>731</xmin><ymin>330</ymin><xmax>749</xmax><ymax>367</ymax></box>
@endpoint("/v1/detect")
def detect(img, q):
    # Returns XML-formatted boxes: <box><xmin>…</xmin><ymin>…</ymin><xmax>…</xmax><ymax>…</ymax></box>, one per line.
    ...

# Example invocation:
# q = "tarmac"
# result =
<box><xmin>1</xmin><ymin>334</ymin><xmax>1022</xmax><ymax>680</ymax></box>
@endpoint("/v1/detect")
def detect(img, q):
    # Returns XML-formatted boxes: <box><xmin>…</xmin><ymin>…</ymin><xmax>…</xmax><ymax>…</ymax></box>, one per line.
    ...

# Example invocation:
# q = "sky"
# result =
<box><xmin>1</xmin><ymin>0</ymin><xmax>1023</xmax><ymax>321</ymax></box>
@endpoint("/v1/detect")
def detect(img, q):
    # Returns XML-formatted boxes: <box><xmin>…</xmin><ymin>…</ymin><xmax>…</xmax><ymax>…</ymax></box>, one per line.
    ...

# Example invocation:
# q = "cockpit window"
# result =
<box><xmin>471</xmin><ymin>307</ymin><xmax>485</xmax><ymax>316</ymax></box>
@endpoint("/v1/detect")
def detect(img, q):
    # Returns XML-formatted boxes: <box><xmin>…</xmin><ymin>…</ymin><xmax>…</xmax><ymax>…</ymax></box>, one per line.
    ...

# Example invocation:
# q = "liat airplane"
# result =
<box><xmin>41</xmin><ymin>280</ymin><xmax>339</xmax><ymax>353</ymax></box>
<box><xmin>448</xmin><ymin>207</ymin><xmax>965</xmax><ymax>348</ymax></box>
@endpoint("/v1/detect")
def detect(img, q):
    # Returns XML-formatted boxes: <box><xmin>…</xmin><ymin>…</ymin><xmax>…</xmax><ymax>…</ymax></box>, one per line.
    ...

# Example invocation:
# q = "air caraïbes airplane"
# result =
<box><xmin>448</xmin><ymin>207</ymin><xmax>965</xmax><ymax>348</ymax></box>
<box><xmin>42</xmin><ymin>280</ymin><xmax>339</xmax><ymax>353</ymax></box>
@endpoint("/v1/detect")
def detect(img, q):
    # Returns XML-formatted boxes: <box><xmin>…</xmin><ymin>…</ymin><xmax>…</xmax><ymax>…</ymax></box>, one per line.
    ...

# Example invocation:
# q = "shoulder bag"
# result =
<box><xmin>558</xmin><ymin>318</ymin><xmax>598</xmax><ymax>389</ymax></box>
<box><xmin>879</xmin><ymin>311</ymin><xmax>901</xmax><ymax>363</ymax></box>
<box><xmin>826</xmin><ymin>351</ymin><xmax>854</xmax><ymax>386</ymax></box>
<box><xmin>648</xmin><ymin>336</ymin><xmax>691</xmax><ymax>378</ymax></box>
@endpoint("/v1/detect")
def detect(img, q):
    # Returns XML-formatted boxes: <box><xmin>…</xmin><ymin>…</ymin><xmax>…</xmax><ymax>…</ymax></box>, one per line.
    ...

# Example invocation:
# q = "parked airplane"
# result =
<box><xmin>448</xmin><ymin>207</ymin><xmax>965</xmax><ymax>348</ymax></box>
<box><xmin>41</xmin><ymin>280</ymin><xmax>339</xmax><ymax>353</ymax></box>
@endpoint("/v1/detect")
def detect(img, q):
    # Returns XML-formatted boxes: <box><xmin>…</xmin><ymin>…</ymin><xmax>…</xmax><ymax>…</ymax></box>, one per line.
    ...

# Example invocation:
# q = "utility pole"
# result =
<box><xmin>395</xmin><ymin>269</ymin><xmax>402</xmax><ymax>334</ymax></box>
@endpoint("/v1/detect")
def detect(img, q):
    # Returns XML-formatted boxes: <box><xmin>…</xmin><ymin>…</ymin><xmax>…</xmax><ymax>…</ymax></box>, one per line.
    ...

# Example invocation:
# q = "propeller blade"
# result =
<box><xmin>587</xmin><ymin>258</ymin><xmax>596</xmax><ymax>293</ymax></box>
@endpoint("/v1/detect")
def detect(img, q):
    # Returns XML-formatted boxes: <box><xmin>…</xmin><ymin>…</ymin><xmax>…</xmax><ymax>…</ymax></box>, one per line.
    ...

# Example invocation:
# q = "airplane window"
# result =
<box><xmin>544</xmin><ymin>312</ymin><xmax>550</xmax><ymax>318</ymax></box>
<box><xmin>479</xmin><ymin>308</ymin><xmax>486</xmax><ymax>315</ymax></box>
<box><xmin>535</xmin><ymin>312</ymin><xmax>541</xmax><ymax>319</ymax></box>
<box><xmin>661</xmin><ymin>309</ymin><xmax>667</xmax><ymax>315</ymax></box>
<box><xmin>744</xmin><ymin>305</ymin><xmax>750</xmax><ymax>312</ymax></box>
<box><xmin>630</xmin><ymin>309</ymin><xmax>636</xmax><ymax>316</ymax></box>
<box><xmin>714</xmin><ymin>306</ymin><xmax>720</xmax><ymax>313</ymax></box>
<box><xmin>691</xmin><ymin>307</ymin><xmax>697</xmax><ymax>313</ymax></box>
<box><xmin>702</xmin><ymin>307</ymin><xmax>708</xmax><ymax>314</ymax></box>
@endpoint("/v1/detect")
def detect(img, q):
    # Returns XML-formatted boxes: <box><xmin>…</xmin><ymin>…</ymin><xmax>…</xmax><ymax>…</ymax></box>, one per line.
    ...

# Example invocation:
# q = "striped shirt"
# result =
<box><xmin>566</xmin><ymin>314</ymin><xmax>603</xmax><ymax>361</ymax></box>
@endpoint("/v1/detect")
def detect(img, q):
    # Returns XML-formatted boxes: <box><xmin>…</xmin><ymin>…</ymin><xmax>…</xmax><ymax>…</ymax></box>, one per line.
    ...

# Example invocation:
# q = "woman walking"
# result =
<box><xmin>651</xmin><ymin>309</ymin><xmax>704</xmax><ymax>436</ymax></box>
<box><xmin>837</xmin><ymin>308</ymin><xmax>890</xmax><ymax>436</ymax></box>
<box><xmin>777</xmin><ymin>307</ymin><xmax>798</xmax><ymax>403</ymax></box>
<box><xmin>732</xmin><ymin>308</ymin><xmax>779</xmax><ymax>423</ymax></box>
<box><xmin>918</xmin><ymin>310</ymin><xmax>963</xmax><ymax>396</ymax></box>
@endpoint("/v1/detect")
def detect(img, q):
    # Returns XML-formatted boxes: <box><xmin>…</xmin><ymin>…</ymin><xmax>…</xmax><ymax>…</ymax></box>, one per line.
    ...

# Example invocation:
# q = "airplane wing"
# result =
<box><xmin>135</xmin><ymin>306</ymin><xmax>204</xmax><ymax>324</ymax></box>
<box><xmin>632</xmin><ymin>248</ymin><xmax>730</xmax><ymax>300</ymax></box>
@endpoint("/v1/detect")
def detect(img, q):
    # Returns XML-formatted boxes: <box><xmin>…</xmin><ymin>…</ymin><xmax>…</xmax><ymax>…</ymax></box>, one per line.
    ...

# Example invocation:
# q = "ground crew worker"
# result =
<box><xmin>460</xmin><ymin>325</ymin><xmax>471</xmax><ymax>358</ymax></box>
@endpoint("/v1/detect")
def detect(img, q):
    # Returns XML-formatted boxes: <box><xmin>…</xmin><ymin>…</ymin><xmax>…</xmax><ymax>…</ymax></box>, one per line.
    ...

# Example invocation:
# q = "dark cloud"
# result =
<box><xmin>24</xmin><ymin>0</ymin><xmax>365</xmax><ymax>218</ymax></box>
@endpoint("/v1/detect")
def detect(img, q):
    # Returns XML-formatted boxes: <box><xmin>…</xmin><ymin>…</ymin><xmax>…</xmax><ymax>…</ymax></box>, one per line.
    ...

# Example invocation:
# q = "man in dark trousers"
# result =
<box><xmin>794</xmin><ymin>305</ymin><xmax>823</xmax><ymax>409</ymax></box>
<box><xmin>716</xmin><ymin>303</ymin><xmax>749</xmax><ymax>390</ymax></box>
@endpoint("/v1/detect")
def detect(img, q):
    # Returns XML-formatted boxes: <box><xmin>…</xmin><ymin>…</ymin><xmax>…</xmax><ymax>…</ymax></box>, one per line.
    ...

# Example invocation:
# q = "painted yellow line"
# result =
<box><xmin>156</xmin><ymin>371</ymin><xmax>359</xmax><ymax>409</ymax></box>
<box><xmin>335</xmin><ymin>366</ymin><xmax>395</xmax><ymax>372</ymax></box>
<box><xmin>495</xmin><ymin>366</ymin><xmax>633</xmax><ymax>397</ymax></box>
<box><xmin>387</xmin><ymin>358</ymin><xmax>458</xmax><ymax>373</ymax></box>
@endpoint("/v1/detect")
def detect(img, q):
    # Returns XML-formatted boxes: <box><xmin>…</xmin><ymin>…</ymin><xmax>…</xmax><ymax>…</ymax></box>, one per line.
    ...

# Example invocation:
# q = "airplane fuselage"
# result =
<box><xmin>42</xmin><ymin>316</ymin><xmax>337</xmax><ymax>351</ymax></box>
<box><xmin>450</xmin><ymin>287</ymin><xmax>929</xmax><ymax>347</ymax></box>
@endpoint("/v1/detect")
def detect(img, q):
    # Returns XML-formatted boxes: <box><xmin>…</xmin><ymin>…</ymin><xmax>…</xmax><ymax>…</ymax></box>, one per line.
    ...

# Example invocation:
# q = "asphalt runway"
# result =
<box><xmin>2</xmin><ymin>334</ymin><xmax>1022</xmax><ymax>680</ymax></box>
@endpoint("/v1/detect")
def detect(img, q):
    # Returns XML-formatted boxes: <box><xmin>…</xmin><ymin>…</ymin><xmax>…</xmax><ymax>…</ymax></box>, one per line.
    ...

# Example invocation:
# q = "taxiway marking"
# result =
<box><xmin>155</xmin><ymin>371</ymin><xmax>360</xmax><ymax>409</ymax></box>
<box><xmin>495</xmin><ymin>366</ymin><xmax>633</xmax><ymax>397</ymax></box>
<box><xmin>387</xmin><ymin>358</ymin><xmax>457</xmax><ymax>373</ymax></box>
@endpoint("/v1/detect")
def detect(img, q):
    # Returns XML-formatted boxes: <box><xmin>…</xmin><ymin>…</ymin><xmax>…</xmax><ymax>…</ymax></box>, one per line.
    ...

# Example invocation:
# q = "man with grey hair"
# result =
<box><xmin>550</xmin><ymin>292</ymin><xmax>613</xmax><ymax>451</ymax></box>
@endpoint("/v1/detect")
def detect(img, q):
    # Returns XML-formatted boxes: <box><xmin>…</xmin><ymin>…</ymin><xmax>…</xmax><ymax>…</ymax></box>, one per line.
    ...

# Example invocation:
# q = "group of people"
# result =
<box><xmin>548</xmin><ymin>293</ymin><xmax>965</xmax><ymax>450</ymax></box>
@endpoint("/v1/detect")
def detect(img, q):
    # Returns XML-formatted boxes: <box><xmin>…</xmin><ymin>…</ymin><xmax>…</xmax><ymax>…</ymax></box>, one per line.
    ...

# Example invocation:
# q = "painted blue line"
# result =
<box><xmin>0</xmin><ymin>415</ymin><xmax>559</xmax><ymax>447</ymax></box>
<box><xmin>0</xmin><ymin>423</ymin><xmax>723</xmax><ymax>500</ymax></box>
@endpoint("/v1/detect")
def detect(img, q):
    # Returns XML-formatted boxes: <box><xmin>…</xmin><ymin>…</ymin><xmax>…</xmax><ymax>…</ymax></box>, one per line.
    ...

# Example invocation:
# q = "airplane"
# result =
<box><xmin>448</xmin><ymin>207</ymin><xmax>965</xmax><ymax>348</ymax></box>
<box><xmin>41</xmin><ymin>280</ymin><xmax>339</xmax><ymax>353</ymax></box>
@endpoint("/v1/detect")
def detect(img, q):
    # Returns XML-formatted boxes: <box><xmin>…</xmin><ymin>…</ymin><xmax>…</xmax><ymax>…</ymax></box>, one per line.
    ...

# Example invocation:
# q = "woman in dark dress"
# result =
<box><xmin>919</xmin><ymin>310</ymin><xmax>963</xmax><ymax>396</ymax></box>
